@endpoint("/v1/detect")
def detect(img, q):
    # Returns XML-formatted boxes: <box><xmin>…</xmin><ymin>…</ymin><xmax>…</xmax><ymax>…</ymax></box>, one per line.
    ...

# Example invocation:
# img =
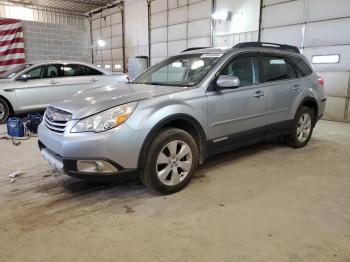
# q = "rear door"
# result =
<box><xmin>14</xmin><ymin>64</ymin><xmax>64</xmax><ymax>111</ymax></box>
<box><xmin>57</xmin><ymin>64</ymin><xmax>97</xmax><ymax>97</ymax></box>
<box><xmin>259</xmin><ymin>54</ymin><xmax>302</xmax><ymax>130</ymax></box>
<box><xmin>206</xmin><ymin>53</ymin><xmax>267</xmax><ymax>149</ymax></box>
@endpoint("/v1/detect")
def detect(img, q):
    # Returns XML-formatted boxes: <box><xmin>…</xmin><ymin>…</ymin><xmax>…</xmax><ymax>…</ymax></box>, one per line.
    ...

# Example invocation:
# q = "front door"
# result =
<box><xmin>14</xmin><ymin>64</ymin><xmax>64</xmax><ymax>111</ymax></box>
<box><xmin>206</xmin><ymin>54</ymin><xmax>267</xmax><ymax>149</ymax></box>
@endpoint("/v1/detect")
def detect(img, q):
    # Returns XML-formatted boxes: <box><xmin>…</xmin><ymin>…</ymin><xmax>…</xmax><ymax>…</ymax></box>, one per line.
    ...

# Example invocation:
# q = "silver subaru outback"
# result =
<box><xmin>38</xmin><ymin>42</ymin><xmax>326</xmax><ymax>194</ymax></box>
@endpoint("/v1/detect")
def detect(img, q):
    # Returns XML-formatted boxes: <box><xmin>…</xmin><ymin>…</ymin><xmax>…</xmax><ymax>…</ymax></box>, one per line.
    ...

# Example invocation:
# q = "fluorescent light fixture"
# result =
<box><xmin>212</xmin><ymin>10</ymin><xmax>229</xmax><ymax>20</ymax></box>
<box><xmin>114</xmin><ymin>64</ymin><xmax>121</xmax><ymax>69</ymax></box>
<box><xmin>312</xmin><ymin>55</ymin><xmax>340</xmax><ymax>64</ymax></box>
<box><xmin>96</xmin><ymin>64</ymin><xmax>101</xmax><ymax>68</ymax></box>
<box><xmin>104</xmin><ymin>64</ymin><xmax>111</xmax><ymax>69</ymax></box>
<box><xmin>191</xmin><ymin>60</ymin><xmax>204</xmax><ymax>70</ymax></box>
<box><xmin>97</xmin><ymin>40</ymin><xmax>105</xmax><ymax>48</ymax></box>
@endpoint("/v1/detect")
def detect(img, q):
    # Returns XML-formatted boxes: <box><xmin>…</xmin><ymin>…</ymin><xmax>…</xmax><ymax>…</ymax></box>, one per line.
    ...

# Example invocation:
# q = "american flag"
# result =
<box><xmin>0</xmin><ymin>18</ymin><xmax>25</xmax><ymax>75</ymax></box>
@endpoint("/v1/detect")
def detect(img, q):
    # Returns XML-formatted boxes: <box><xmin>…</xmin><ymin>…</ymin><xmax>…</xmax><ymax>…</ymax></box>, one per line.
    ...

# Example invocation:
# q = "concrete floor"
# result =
<box><xmin>0</xmin><ymin>120</ymin><xmax>349</xmax><ymax>262</ymax></box>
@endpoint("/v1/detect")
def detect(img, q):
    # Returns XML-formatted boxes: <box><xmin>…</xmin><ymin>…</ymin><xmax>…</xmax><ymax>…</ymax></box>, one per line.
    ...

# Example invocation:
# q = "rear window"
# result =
<box><xmin>289</xmin><ymin>56</ymin><xmax>313</xmax><ymax>77</ymax></box>
<box><xmin>260</xmin><ymin>56</ymin><xmax>297</xmax><ymax>82</ymax></box>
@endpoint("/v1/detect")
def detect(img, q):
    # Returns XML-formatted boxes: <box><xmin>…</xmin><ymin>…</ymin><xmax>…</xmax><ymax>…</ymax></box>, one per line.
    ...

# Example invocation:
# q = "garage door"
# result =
<box><xmin>91</xmin><ymin>7</ymin><xmax>124</xmax><ymax>72</ymax></box>
<box><xmin>150</xmin><ymin>0</ymin><xmax>212</xmax><ymax>65</ymax></box>
<box><xmin>261</xmin><ymin>0</ymin><xmax>350</xmax><ymax>121</ymax></box>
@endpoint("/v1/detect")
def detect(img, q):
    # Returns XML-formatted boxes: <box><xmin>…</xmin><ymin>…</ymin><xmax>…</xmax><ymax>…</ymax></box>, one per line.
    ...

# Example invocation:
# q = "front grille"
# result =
<box><xmin>44</xmin><ymin>106</ymin><xmax>72</xmax><ymax>134</ymax></box>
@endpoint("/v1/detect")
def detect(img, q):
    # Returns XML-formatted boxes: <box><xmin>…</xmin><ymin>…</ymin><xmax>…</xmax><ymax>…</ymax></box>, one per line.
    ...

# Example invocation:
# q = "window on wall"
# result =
<box><xmin>311</xmin><ymin>55</ymin><xmax>340</xmax><ymax>64</ymax></box>
<box><xmin>260</xmin><ymin>56</ymin><xmax>296</xmax><ymax>82</ymax></box>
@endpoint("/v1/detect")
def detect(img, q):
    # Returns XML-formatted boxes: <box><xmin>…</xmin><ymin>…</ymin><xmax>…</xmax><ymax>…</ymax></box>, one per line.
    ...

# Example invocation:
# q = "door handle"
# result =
<box><xmin>90</xmin><ymin>78</ymin><xmax>98</xmax><ymax>82</ymax></box>
<box><xmin>49</xmin><ymin>80</ymin><xmax>58</xmax><ymax>85</ymax></box>
<box><xmin>293</xmin><ymin>84</ymin><xmax>301</xmax><ymax>91</ymax></box>
<box><xmin>254</xmin><ymin>90</ymin><xmax>265</xmax><ymax>98</ymax></box>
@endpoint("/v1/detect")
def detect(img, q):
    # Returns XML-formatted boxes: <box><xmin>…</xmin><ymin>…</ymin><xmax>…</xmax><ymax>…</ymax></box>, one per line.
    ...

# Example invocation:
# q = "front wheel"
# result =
<box><xmin>0</xmin><ymin>97</ymin><xmax>10</xmax><ymax>124</ymax></box>
<box><xmin>140</xmin><ymin>128</ymin><xmax>199</xmax><ymax>194</ymax></box>
<box><xmin>286</xmin><ymin>106</ymin><xmax>315</xmax><ymax>148</ymax></box>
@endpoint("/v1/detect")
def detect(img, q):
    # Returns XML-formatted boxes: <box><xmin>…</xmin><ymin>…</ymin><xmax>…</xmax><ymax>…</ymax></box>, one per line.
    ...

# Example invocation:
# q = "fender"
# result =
<box><xmin>293</xmin><ymin>96</ymin><xmax>319</xmax><ymax>121</ymax></box>
<box><xmin>137</xmin><ymin>113</ymin><xmax>208</xmax><ymax>169</ymax></box>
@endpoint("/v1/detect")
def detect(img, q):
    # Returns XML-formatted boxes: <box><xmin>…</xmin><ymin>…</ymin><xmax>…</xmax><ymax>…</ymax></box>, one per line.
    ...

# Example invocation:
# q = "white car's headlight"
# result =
<box><xmin>71</xmin><ymin>102</ymin><xmax>137</xmax><ymax>133</ymax></box>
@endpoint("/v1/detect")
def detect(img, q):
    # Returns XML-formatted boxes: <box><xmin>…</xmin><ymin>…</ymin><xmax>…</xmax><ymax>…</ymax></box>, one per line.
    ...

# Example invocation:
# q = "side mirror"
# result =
<box><xmin>17</xmin><ymin>74</ymin><xmax>30</xmax><ymax>81</ymax></box>
<box><xmin>216</xmin><ymin>75</ymin><xmax>240</xmax><ymax>89</ymax></box>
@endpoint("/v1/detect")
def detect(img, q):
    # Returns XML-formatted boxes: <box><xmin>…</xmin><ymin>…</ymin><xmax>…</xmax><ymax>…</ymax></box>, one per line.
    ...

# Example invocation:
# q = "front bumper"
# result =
<box><xmin>38</xmin><ymin>121</ymin><xmax>148</xmax><ymax>180</ymax></box>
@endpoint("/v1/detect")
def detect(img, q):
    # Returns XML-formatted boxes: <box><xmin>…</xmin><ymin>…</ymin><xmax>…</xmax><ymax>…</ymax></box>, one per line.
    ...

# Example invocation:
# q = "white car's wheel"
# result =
<box><xmin>0</xmin><ymin>97</ymin><xmax>10</xmax><ymax>124</ymax></box>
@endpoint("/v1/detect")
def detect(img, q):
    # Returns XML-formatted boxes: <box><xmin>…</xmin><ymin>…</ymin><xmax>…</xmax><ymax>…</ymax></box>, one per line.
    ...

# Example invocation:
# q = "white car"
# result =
<box><xmin>0</xmin><ymin>61</ymin><xmax>129</xmax><ymax>123</ymax></box>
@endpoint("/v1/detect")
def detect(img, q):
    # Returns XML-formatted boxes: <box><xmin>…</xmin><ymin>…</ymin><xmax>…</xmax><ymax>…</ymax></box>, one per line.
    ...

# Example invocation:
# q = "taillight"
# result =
<box><xmin>318</xmin><ymin>76</ymin><xmax>324</xmax><ymax>86</ymax></box>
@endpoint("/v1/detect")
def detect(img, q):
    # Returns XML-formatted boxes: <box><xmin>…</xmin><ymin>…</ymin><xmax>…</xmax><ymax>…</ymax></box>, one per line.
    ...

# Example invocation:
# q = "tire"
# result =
<box><xmin>140</xmin><ymin>128</ymin><xmax>199</xmax><ymax>194</ymax></box>
<box><xmin>286</xmin><ymin>106</ymin><xmax>315</xmax><ymax>148</ymax></box>
<box><xmin>0</xmin><ymin>97</ymin><xmax>10</xmax><ymax>124</ymax></box>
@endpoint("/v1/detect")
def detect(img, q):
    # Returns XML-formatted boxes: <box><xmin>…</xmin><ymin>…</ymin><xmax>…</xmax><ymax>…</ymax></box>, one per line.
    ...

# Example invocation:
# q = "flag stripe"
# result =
<box><xmin>1</xmin><ymin>52</ymin><xmax>26</xmax><ymax>61</ymax></box>
<box><xmin>0</xmin><ymin>18</ymin><xmax>25</xmax><ymax>74</ymax></box>
<box><xmin>0</xmin><ymin>42</ymin><xmax>24</xmax><ymax>52</ymax></box>
<box><xmin>0</xmin><ymin>37</ymin><xmax>24</xmax><ymax>47</ymax></box>
<box><xmin>0</xmin><ymin>48</ymin><xmax>25</xmax><ymax>56</ymax></box>
<box><xmin>0</xmin><ymin>63</ymin><xmax>24</xmax><ymax>72</ymax></box>
<box><xmin>0</xmin><ymin>19</ymin><xmax>21</xmax><ymax>25</ymax></box>
<box><xmin>0</xmin><ymin>22</ymin><xmax>22</xmax><ymax>31</ymax></box>
<box><xmin>0</xmin><ymin>58</ymin><xmax>25</xmax><ymax>66</ymax></box>
<box><xmin>0</xmin><ymin>27</ymin><xmax>22</xmax><ymax>37</ymax></box>
<box><xmin>0</xmin><ymin>32</ymin><xmax>23</xmax><ymax>42</ymax></box>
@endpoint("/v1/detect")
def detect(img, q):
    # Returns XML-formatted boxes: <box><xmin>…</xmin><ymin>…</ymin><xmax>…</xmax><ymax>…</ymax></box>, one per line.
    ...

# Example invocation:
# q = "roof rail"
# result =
<box><xmin>234</xmin><ymin>42</ymin><xmax>300</xmax><ymax>54</ymax></box>
<box><xmin>181</xmin><ymin>47</ymin><xmax>209</xmax><ymax>53</ymax></box>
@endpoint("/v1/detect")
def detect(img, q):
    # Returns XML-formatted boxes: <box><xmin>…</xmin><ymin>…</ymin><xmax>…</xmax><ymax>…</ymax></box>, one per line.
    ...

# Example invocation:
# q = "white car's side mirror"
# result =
<box><xmin>17</xmin><ymin>74</ymin><xmax>30</xmax><ymax>81</ymax></box>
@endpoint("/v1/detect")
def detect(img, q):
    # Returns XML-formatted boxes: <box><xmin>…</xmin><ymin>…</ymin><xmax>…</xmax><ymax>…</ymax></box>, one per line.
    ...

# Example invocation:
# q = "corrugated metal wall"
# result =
<box><xmin>261</xmin><ymin>0</ymin><xmax>350</xmax><ymax>122</ymax></box>
<box><xmin>150</xmin><ymin>0</ymin><xmax>213</xmax><ymax>65</ymax></box>
<box><xmin>91</xmin><ymin>6</ymin><xmax>124</xmax><ymax>72</ymax></box>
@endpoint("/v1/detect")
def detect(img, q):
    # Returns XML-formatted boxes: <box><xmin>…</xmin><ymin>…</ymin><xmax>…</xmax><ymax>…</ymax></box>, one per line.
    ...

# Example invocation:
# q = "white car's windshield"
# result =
<box><xmin>0</xmin><ymin>64</ymin><xmax>32</xmax><ymax>79</ymax></box>
<box><xmin>132</xmin><ymin>53</ymin><xmax>223</xmax><ymax>87</ymax></box>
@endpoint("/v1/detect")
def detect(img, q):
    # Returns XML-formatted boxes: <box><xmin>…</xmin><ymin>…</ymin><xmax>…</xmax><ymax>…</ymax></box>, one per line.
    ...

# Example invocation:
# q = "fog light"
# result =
<box><xmin>77</xmin><ymin>160</ymin><xmax>118</xmax><ymax>174</ymax></box>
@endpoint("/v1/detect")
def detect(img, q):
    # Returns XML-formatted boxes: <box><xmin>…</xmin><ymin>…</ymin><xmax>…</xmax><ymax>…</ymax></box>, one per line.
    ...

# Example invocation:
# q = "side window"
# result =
<box><xmin>290</xmin><ymin>57</ymin><xmax>313</xmax><ymax>77</ymax></box>
<box><xmin>86</xmin><ymin>66</ymin><xmax>103</xmax><ymax>76</ymax></box>
<box><xmin>63</xmin><ymin>64</ymin><xmax>87</xmax><ymax>77</ymax></box>
<box><xmin>39</xmin><ymin>64</ymin><xmax>64</xmax><ymax>79</ymax></box>
<box><xmin>221</xmin><ymin>56</ymin><xmax>258</xmax><ymax>86</ymax></box>
<box><xmin>25</xmin><ymin>66</ymin><xmax>44</xmax><ymax>80</ymax></box>
<box><xmin>260</xmin><ymin>56</ymin><xmax>296</xmax><ymax>82</ymax></box>
<box><xmin>62</xmin><ymin>64</ymin><xmax>103</xmax><ymax>77</ymax></box>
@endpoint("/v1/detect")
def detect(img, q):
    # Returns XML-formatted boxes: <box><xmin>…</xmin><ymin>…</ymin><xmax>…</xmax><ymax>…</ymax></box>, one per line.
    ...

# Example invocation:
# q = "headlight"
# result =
<box><xmin>71</xmin><ymin>102</ymin><xmax>137</xmax><ymax>133</ymax></box>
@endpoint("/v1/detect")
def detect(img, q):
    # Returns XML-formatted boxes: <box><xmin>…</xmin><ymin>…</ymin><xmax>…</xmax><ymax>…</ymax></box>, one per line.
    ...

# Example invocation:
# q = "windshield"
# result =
<box><xmin>132</xmin><ymin>53</ymin><xmax>223</xmax><ymax>86</ymax></box>
<box><xmin>0</xmin><ymin>64</ymin><xmax>32</xmax><ymax>79</ymax></box>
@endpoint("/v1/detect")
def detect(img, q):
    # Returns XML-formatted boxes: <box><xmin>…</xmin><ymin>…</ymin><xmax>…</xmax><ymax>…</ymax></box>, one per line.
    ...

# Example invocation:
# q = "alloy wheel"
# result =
<box><xmin>0</xmin><ymin>103</ymin><xmax>5</xmax><ymax>120</ymax></box>
<box><xmin>297</xmin><ymin>112</ymin><xmax>312</xmax><ymax>143</ymax></box>
<box><xmin>156</xmin><ymin>140</ymin><xmax>193</xmax><ymax>186</ymax></box>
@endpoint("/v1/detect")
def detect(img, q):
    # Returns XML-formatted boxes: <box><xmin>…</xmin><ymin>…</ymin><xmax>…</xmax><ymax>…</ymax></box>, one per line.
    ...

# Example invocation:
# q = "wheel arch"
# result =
<box><xmin>298</xmin><ymin>97</ymin><xmax>318</xmax><ymax>124</ymax></box>
<box><xmin>137</xmin><ymin>114</ymin><xmax>208</xmax><ymax>169</ymax></box>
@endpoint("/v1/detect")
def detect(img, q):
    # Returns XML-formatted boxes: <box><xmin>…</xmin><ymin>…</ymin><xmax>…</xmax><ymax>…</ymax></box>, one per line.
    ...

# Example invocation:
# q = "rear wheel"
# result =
<box><xmin>286</xmin><ymin>106</ymin><xmax>315</xmax><ymax>148</ymax></box>
<box><xmin>140</xmin><ymin>128</ymin><xmax>199</xmax><ymax>194</ymax></box>
<box><xmin>0</xmin><ymin>97</ymin><xmax>10</xmax><ymax>124</ymax></box>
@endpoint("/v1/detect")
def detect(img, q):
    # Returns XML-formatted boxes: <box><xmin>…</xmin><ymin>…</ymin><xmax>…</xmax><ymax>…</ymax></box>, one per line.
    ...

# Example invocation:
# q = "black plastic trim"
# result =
<box><xmin>137</xmin><ymin>114</ymin><xmax>208</xmax><ymax>168</ymax></box>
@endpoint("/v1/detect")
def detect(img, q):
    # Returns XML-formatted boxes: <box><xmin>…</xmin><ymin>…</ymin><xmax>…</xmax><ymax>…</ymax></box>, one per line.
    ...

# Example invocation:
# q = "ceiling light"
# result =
<box><xmin>212</xmin><ymin>10</ymin><xmax>229</xmax><ymax>20</ymax></box>
<box><xmin>97</xmin><ymin>40</ymin><xmax>105</xmax><ymax>47</ymax></box>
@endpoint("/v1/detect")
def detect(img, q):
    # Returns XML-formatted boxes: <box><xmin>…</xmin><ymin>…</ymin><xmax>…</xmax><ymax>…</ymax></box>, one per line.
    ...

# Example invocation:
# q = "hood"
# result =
<box><xmin>51</xmin><ymin>83</ymin><xmax>188</xmax><ymax>119</ymax></box>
